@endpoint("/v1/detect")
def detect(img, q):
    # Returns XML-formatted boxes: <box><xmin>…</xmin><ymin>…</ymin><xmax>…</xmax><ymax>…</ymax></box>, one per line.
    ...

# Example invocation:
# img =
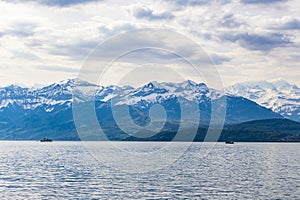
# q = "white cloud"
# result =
<box><xmin>0</xmin><ymin>0</ymin><xmax>299</xmax><ymax>88</ymax></box>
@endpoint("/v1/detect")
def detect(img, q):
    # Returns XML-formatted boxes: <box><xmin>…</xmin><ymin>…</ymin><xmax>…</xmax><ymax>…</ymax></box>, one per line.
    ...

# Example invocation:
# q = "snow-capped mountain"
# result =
<box><xmin>0</xmin><ymin>78</ymin><xmax>285</xmax><ymax>140</ymax></box>
<box><xmin>226</xmin><ymin>79</ymin><xmax>300</xmax><ymax>122</ymax></box>
<box><xmin>0</xmin><ymin>78</ymin><xmax>283</xmax><ymax>120</ymax></box>
<box><xmin>112</xmin><ymin>80</ymin><xmax>211</xmax><ymax>106</ymax></box>
<box><xmin>0</xmin><ymin>78</ymin><xmax>101</xmax><ymax>111</ymax></box>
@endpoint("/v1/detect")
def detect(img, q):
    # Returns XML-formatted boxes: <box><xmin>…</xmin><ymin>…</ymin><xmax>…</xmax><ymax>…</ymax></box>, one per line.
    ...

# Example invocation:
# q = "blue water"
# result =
<box><xmin>0</xmin><ymin>141</ymin><xmax>299</xmax><ymax>199</ymax></box>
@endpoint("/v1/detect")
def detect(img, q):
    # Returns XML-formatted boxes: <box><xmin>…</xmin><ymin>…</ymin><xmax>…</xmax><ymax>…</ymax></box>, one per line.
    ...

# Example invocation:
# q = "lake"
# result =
<box><xmin>0</xmin><ymin>141</ymin><xmax>299</xmax><ymax>199</ymax></box>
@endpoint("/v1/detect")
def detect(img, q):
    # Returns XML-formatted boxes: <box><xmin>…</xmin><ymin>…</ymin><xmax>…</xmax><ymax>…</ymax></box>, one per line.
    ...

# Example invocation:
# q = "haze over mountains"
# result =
<box><xmin>0</xmin><ymin>78</ymin><xmax>299</xmax><ymax>141</ymax></box>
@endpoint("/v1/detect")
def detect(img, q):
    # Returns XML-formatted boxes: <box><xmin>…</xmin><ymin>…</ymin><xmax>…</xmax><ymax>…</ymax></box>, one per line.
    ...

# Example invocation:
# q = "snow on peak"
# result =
<box><xmin>97</xmin><ymin>80</ymin><xmax>211</xmax><ymax>105</ymax></box>
<box><xmin>142</xmin><ymin>81</ymin><xmax>161</xmax><ymax>90</ymax></box>
<box><xmin>4</xmin><ymin>84</ymin><xmax>27</xmax><ymax>91</ymax></box>
<box><xmin>180</xmin><ymin>80</ymin><xmax>197</xmax><ymax>88</ymax></box>
<box><xmin>226</xmin><ymin>79</ymin><xmax>300</xmax><ymax>121</ymax></box>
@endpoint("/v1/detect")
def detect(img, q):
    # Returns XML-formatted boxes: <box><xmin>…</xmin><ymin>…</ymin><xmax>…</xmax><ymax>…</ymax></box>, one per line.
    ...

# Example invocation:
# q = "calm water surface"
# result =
<box><xmin>0</xmin><ymin>141</ymin><xmax>299</xmax><ymax>199</ymax></box>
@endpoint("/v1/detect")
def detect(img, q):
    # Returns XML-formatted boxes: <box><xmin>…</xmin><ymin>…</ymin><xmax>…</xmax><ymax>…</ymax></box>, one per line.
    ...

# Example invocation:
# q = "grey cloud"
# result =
<box><xmin>219</xmin><ymin>14</ymin><xmax>243</xmax><ymax>28</ymax></box>
<box><xmin>85</xmin><ymin>29</ymin><xmax>218</xmax><ymax>68</ymax></box>
<box><xmin>210</xmin><ymin>54</ymin><xmax>231</xmax><ymax>65</ymax></box>
<box><xmin>11</xmin><ymin>51</ymin><xmax>40</xmax><ymax>61</ymax></box>
<box><xmin>220</xmin><ymin>32</ymin><xmax>292</xmax><ymax>51</ymax></box>
<box><xmin>132</xmin><ymin>6</ymin><xmax>174</xmax><ymax>21</ymax></box>
<box><xmin>0</xmin><ymin>22</ymin><xmax>38</xmax><ymax>38</ymax></box>
<box><xmin>241</xmin><ymin>0</ymin><xmax>287</xmax><ymax>4</ymax></box>
<box><xmin>2</xmin><ymin>0</ymin><xmax>101</xmax><ymax>7</ymax></box>
<box><xmin>274</xmin><ymin>19</ymin><xmax>300</xmax><ymax>30</ymax></box>
<box><xmin>26</xmin><ymin>23</ymin><xmax>138</xmax><ymax>62</ymax></box>
<box><xmin>49</xmin><ymin>40</ymin><xmax>98</xmax><ymax>60</ymax></box>
<box><xmin>49</xmin><ymin>24</ymin><xmax>138</xmax><ymax>60</ymax></box>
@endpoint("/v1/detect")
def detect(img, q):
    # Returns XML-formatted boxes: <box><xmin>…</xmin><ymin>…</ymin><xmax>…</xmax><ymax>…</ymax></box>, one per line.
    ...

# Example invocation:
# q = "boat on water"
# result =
<box><xmin>40</xmin><ymin>138</ymin><xmax>53</xmax><ymax>142</ymax></box>
<box><xmin>225</xmin><ymin>141</ymin><xmax>234</xmax><ymax>144</ymax></box>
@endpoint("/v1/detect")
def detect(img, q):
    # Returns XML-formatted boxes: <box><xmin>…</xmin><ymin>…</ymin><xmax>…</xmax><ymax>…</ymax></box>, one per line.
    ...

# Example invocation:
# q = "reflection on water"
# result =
<box><xmin>0</xmin><ymin>141</ymin><xmax>299</xmax><ymax>199</ymax></box>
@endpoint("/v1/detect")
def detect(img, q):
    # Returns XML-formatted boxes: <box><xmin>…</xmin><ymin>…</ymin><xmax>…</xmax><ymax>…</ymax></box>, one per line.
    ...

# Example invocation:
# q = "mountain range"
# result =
<box><xmin>0</xmin><ymin>78</ymin><xmax>299</xmax><ymax>141</ymax></box>
<box><xmin>226</xmin><ymin>79</ymin><xmax>300</xmax><ymax>122</ymax></box>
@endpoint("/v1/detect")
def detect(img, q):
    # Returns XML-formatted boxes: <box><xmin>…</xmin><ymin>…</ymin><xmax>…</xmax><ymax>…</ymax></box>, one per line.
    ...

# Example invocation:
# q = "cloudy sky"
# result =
<box><xmin>0</xmin><ymin>0</ymin><xmax>299</xmax><ymax>88</ymax></box>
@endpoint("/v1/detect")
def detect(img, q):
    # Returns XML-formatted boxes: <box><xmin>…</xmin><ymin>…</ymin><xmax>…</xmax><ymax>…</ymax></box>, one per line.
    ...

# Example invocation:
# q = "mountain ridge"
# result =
<box><xmin>226</xmin><ymin>79</ymin><xmax>300</xmax><ymax>122</ymax></box>
<box><xmin>0</xmin><ymin>78</ymin><xmax>298</xmax><ymax>141</ymax></box>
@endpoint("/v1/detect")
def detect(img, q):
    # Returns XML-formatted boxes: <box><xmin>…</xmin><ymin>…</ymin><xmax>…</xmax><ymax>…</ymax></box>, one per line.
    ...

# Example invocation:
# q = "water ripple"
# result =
<box><xmin>0</xmin><ymin>141</ymin><xmax>299</xmax><ymax>199</ymax></box>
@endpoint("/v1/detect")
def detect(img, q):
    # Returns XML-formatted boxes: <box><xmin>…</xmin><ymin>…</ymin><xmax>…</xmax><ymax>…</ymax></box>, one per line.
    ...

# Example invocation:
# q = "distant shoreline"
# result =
<box><xmin>0</xmin><ymin>140</ymin><xmax>299</xmax><ymax>143</ymax></box>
